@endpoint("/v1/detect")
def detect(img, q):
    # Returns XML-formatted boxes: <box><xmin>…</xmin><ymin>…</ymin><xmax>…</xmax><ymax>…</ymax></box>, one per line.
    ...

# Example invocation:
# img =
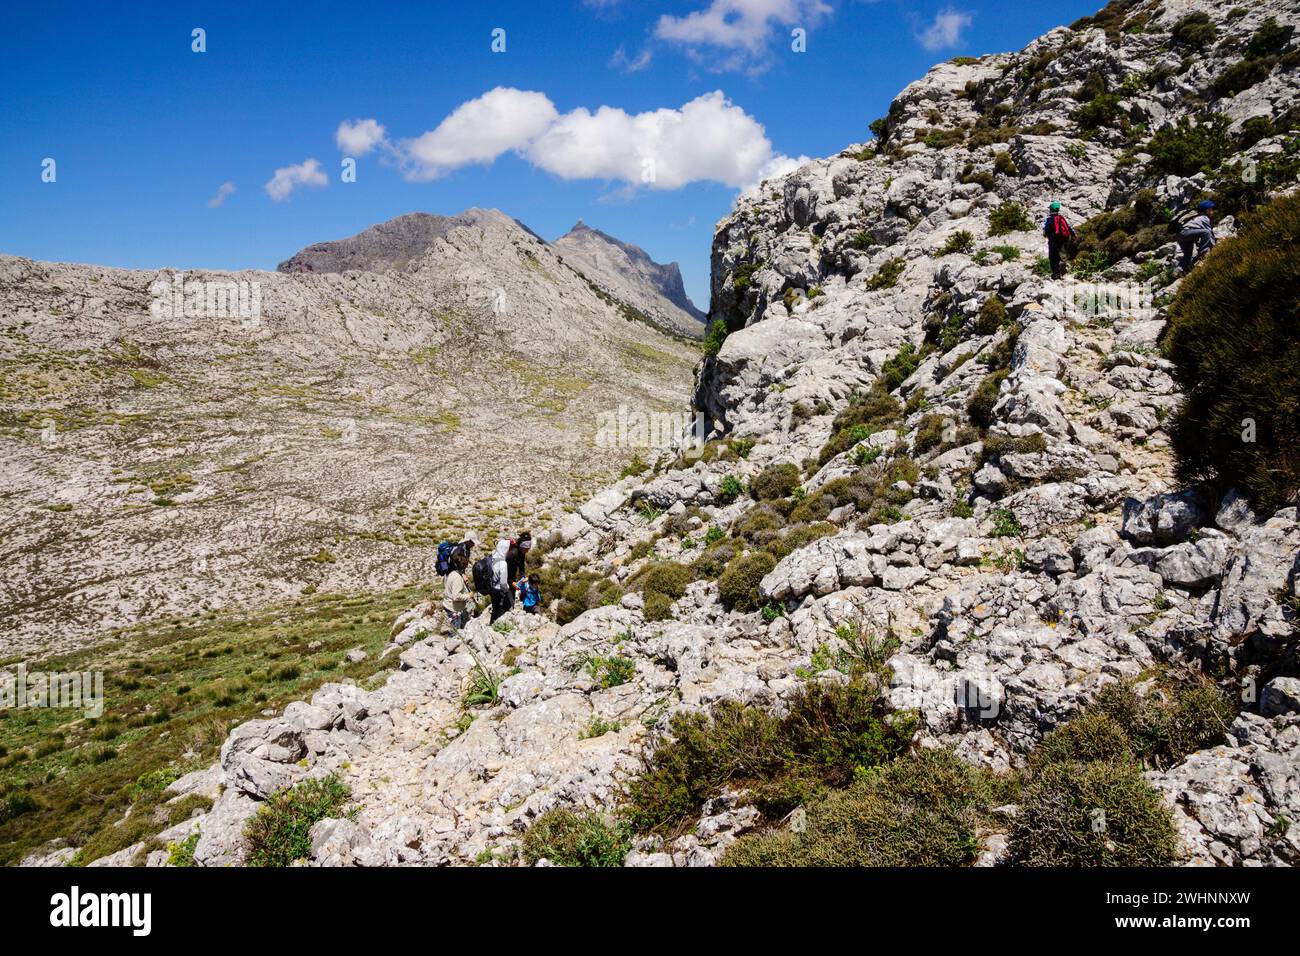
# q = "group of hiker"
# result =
<box><xmin>1041</xmin><ymin>198</ymin><xmax>1216</xmax><ymax>280</ymax></box>
<box><xmin>436</xmin><ymin>533</ymin><xmax>540</xmax><ymax>631</ymax></box>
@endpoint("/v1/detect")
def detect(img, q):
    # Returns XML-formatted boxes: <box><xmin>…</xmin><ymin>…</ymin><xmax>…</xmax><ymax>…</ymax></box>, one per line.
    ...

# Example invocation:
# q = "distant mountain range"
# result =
<box><xmin>279</xmin><ymin>210</ymin><xmax>706</xmax><ymax>340</ymax></box>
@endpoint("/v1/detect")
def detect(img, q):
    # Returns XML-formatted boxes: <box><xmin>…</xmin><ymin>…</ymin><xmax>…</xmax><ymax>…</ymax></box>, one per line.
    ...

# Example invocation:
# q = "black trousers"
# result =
<box><xmin>1047</xmin><ymin>239</ymin><xmax>1066</xmax><ymax>279</ymax></box>
<box><xmin>489</xmin><ymin>588</ymin><xmax>513</xmax><ymax>622</ymax></box>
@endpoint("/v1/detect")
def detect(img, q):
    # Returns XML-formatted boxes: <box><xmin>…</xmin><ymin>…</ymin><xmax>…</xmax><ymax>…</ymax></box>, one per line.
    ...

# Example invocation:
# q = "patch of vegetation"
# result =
<box><xmin>988</xmin><ymin>202</ymin><xmax>1033</xmax><ymax>236</ymax></box>
<box><xmin>723</xmin><ymin>748</ymin><xmax>1011</xmax><ymax>866</ymax></box>
<box><xmin>717</xmin><ymin>474</ymin><xmax>745</xmax><ymax>504</ymax></box>
<box><xmin>938</xmin><ymin>230</ymin><xmax>976</xmax><ymax>256</ymax></box>
<box><xmin>1212</xmin><ymin>17</ymin><xmax>1295</xmax><ymax>98</ymax></box>
<box><xmin>535</xmin><ymin>559</ymin><xmax>622</xmax><ymax>625</ymax></box>
<box><xmin>701</xmin><ymin>319</ymin><xmax>729</xmax><ymax>359</ymax></box>
<box><xmin>866</xmin><ymin>257</ymin><xmax>906</xmax><ymax>291</ymax></box>
<box><xmin>1162</xmin><ymin>191</ymin><xmax>1300</xmax><ymax>512</ymax></box>
<box><xmin>717</xmin><ymin>551</ymin><xmax>778</xmax><ymax>611</ymax></box>
<box><xmin>0</xmin><ymin>587</ymin><xmax>420</xmax><ymax>866</ymax></box>
<box><xmin>243</xmin><ymin>774</ymin><xmax>353</xmax><ymax>867</ymax></box>
<box><xmin>990</xmin><ymin>507</ymin><xmax>1023</xmax><ymax>538</ymax></box>
<box><xmin>1169</xmin><ymin>11</ymin><xmax>1216</xmax><ymax>49</ymax></box>
<box><xmin>522</xmin><ymin>809</ymin><xmax>631</xmax><ymax>866</ymax></box>
<box><xmin>625</xmin><ymin>561</ymin><xmax>692</xmax><ymax>622</ymax></box>
<box><xmin>624</xmin><ymin>678</ymin><xmax>915</xmax><ymax>836</ymax></box>
<box><xmin>749</xmin><ymin>463</ymin><xmax>801</xmax><ymax>501</ymax></box>
<box><xmin>974</xmin><ymin>296</ymin><xmax>1008</xmax><ymax>335</ymax></box>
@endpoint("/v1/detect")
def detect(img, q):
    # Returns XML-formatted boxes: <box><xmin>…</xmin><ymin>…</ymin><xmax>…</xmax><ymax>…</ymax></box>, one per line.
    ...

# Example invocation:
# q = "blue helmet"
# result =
<box><xmin>1198</xmin><ymin>200</ymin><xmax>1215</xmax><ymax>211</ymax></box>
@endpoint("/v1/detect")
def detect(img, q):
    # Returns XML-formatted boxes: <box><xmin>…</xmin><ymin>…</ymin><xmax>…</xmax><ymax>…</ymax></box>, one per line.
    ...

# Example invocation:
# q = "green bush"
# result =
<box><xmin>723</xmin><ymin>748</ymin><xmax>1009</xmax><ymax>866</ymax></box>
<box><xmin>912</xmin><ymin>414</ymin><xmax>949</xmax><ymax>455</ymax></box>
<box><xmin>1170</xmin><ymin>11</ymin><xmax>1216</xmax><ymax>48</ymax></box>
<box><xmin>624</xmin><ymin>679</ymin><xmax>913</xmax><ymax>835</ymax></box>
<box><xmin>749</xmin><ymin>463</ymin><xmax>802</xmax><ymax>501</ymax></box>
<box><xmin>866</xmin><ymin>257</ymin><xmax>906</xmax><ymax>290</ymax></box>
<box><xmin>1144</xmin><ymin>114</ymin><xmax>1232</xmax><ymax>177</ymax></box>
<box><xmin>244</xmin><ymin>775</ymin><xmax>352</xmax><ymax>867</ymax></box>
<box><xmin>1211</xmin><ymin>18</ymin><xmax>1294</xmax><ymax>97</ymax></box>
<box><xmin>1163</xmin><ymin>191</ymin><xmax>1300</xmax><ymax>512</ymax></box>
<box><xmin>717</xmin><ymin>474</ymin><xmax>744</xmax><ymax>504</ymax></box>
<box><xmin>1009</xmin><ymin>759</ymin><xmax>1177</xmax><ymax>866</ymax></box>
<box><xmin>717</xmin><ymin>551</ymin><xmax>778</xmax><ymax>611</ymax></box>
<box><xmin>988</xmin><ymin>202</ymin><xmax>1032</xmax><ymax>236</ymax></box>
<box><xmin>701</xmin><ymin>319</ymin><xmax>729</xmax><ymax>358</ymax></box>
<box><xmin>938</xmin><ymin>230</ymin><xmax>975</xmax><ymax>256</ymax></box>
<box><xmin>690</xmin><ymin>539</ymin><xmax>741</xmax><ymax>580</ymax></box>
<box><xmin>967</xmin><ymin>369</ymin><xmax>1008</xmax><ymax>429</ymax></box>
<box><xmin>993</xmin><ymin>151</ymin><xmax>1018</xmax><ymax>177</ymax></box>
<box><xmin>816</xmin><ymin>381</ymin><xmax>903</xmax><ymax>465</ymax></box>
<box><xmin>974</xmin><ymin>296</ymin><xmax>1008</xmax><ymax>335</ymax></box>
<box><xmin>881</xmin><ymin>342</ymin><xmax>924</xmax><ymax>390</ymax></box>
<box><xmin>522</xmin><ymin>809</ymin><xmax>630</xmax><ymax>866</ymax></box>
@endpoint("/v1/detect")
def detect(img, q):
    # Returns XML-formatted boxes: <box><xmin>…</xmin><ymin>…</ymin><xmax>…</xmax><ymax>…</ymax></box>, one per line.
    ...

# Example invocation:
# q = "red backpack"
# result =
<box><xmin>1050</xmin><ymin>213</ymin><xmax>1074</xmax><ymax>239</ymax></box>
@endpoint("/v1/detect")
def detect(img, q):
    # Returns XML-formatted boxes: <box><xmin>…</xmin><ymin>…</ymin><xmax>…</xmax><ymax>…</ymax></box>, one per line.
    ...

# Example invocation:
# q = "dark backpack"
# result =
<box><xmin>472</xmin><ymin>556</ymin><xmax>494</xmax><ymax>594</ymax></box>
<box><xmin>436</xmin><ymin>541</ymin><xmax>453</xmax><ymax>576</ymax></box>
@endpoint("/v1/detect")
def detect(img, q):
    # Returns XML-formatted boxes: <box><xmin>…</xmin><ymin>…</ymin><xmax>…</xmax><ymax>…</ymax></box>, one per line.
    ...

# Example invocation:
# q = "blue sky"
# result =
<box><xmin>0</xmin><ymin>0</ymin><xmax>1099</xmax><ymax>308</ymax></box>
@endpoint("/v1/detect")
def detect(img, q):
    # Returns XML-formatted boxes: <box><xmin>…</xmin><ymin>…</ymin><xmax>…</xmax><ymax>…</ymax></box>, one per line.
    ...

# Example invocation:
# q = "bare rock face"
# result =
<box><xmin>553</xmin><ymin>220</ymin><xmax>706</xmax><ymax>339</ymax></box>
<box><xmin>276</xmin><ymin>211</ymin><xmax>486</xmax><ymax>274</ymax></box>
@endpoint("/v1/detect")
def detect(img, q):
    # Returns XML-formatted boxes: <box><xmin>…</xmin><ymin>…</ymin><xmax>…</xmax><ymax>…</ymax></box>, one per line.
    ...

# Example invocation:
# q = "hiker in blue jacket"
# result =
<box><xmin>1177</xmin><ymin>200</ymin><xmax>1217</xmax><ymax>274</ymax></box>
<box><xmin>1042</xmin><ymin>201</ymin><xmax>1075</xmax><ymax>280</ymax></box>
<box><xmin>516</xmin><ymin>574</ymin><xmax>541</xmax><ymax>614</ymax></box>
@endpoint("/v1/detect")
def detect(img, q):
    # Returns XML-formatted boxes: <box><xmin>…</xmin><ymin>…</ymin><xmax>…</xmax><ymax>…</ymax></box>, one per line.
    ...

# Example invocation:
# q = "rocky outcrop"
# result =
<box><xmin>554</xmin><ymin>220</ymin><xmax>706</xmax><ymax>339</ymax></box>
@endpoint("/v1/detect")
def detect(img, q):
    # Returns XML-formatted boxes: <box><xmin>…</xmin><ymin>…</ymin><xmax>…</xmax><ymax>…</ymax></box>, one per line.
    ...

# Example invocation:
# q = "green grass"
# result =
<box><xmin>0</xmin><ymin>586</ymin><xmax>422</xmax><ymax>865</ymax></box>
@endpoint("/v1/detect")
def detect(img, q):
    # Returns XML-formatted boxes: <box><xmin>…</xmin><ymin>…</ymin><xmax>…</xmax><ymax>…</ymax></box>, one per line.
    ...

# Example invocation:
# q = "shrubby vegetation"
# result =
<box><xmin>522</xmin><ymin>809</ymin><xmax>630</xmax><ymax>866</ymax></box>
<box><xmin>1163</xmin><ymin>191</ymin><xmax>1300</xmax><ymax>512</ymax></box>
<box><xmin>243</xmin><ymin>774</ymin><xmax>353</xmax><ymax>867</ymax></box>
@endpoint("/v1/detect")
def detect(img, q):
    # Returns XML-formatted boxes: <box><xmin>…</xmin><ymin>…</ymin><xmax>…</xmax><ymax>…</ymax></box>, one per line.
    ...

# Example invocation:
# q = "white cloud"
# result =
<box><xmin>336</xmin><ymin>118</ymin><xmax>388</xmax><ymax>155</ymax></box>
<box><xmin>917</xmin><ymin>7</ymin><xmax>972</xmax><ymax>51</ymax></box>
<box><xmin>528</xmin><ymin>91</ymin><xmax>780</xmax><ymax>190</ymax></box>
<box><xmin>398</xmin><ymin>88</ymin><xmax>559</xmax><ymax>181</ymax></box>
<box><xmin>373</xmin><ymin>88</ymin><xmax>804</xmax><ymax>194</ymax></box>
<box><xmin>654</xmin><ymin>0</ymin><xmax>831</xmax><ymax>72</ymax></box>
<box><xmin>207</xmin><ymin>181</ymin><xmax>236</xmax><ymax>208</ymax></box>
<box><xmin>264</xmin><ymin>158</ymin><xmax>328</xmax><ymax>201</ymax></box>
<box><xmin>609</xmin><ymin>45</ymin><xmax>653</xmax><ymax>73</ymax></box>
<box><xmin>740</xmin><ymin>152</ymin><xmax>812</xmax><ymax>196</ymax></box>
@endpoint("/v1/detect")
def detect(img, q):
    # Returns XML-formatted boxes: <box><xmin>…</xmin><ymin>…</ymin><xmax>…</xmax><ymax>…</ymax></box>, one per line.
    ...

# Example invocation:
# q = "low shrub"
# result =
<box><xmin>522</xmin><ymin>809</ymin><xmax>630</xmax><ymax>866</ymax></box>
<box><xmin>938</xmin><ymin>230</ymin><xmax>975</xmax><ymax>256</ymax></box>
<box><xmin>866</xmin><ymin>257</ymin><xmax>906</xmax><ymax>290</ymax></box>
<box><xmin>749</xmin><ymin>463</ymin><xmax>801</xmax><ymax>501</ymax></box>
<box><xmin>988</xmin><ymin>201</ymin><xmax>1032</xmax><ymax>236</ymax></box>
<box><xmin>717</xmin><ymin>474</ymin><xmax>744</xmax><ymax>504</ymax></box>
<box><xmin>1009</xmin><ymin>759</ymin><xmax>1177</xmax><ymax>866</ymax></box>
<box><xmin>717</xmin><ymin>551</ymin><xmax>778</xmax><ymax>611</ymax></box>
<box><xmin>723</xmin><ymin>748</ymin><xmax>1010</xmax><ymax>866</ymax></box>
<box><xmin>244</xmin><ymin>775</ymin><xmax>353</xmax><ymax>867</ymax></box>
<box><xmin>816</xmin><ymin>380</ymin><xmax>903</xmax><ymax>465</ymax></box>
<box><xmin>974</xmin><ymin>296</ymin><xmax>1008</xmax><ymax>335</ymax></box>
<box><xmin>624</xmin><ymin>678</ymin><xmax>914</xmax><ymax>835</ymax></box>
<box><xmin>967</xmin><ymin>369</ymin><xmax>1008</xmax><ymax>429</ymax></box>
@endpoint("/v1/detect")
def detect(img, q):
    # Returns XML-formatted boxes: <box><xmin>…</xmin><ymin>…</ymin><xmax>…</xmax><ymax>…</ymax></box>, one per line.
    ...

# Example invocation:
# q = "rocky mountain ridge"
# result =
<box><xmin>20</xmin><ymin>0</ymin><xmax>1300</xmax><ymax>868</ymax></box>
<box><xmin>553</xmin><ymin>220</ymin><xmax>706</xmax><ymax>339</ymax></box>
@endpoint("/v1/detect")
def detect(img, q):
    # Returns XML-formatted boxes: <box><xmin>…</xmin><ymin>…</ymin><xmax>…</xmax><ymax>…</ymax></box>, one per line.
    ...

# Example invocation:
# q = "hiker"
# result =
<box><xmin>506</xmin><ymin>531</ymin><xmax>532</xmax><ymax>586</ymax></box>
<box><xmin>1042</xmin><ymin>200</ymin><xmax>1075</xmax><ymax>280</ymax></box>
<box><xmin>516</xmin><ymin>574</ymin><xmax>541</xmax><ymax>615</ymax></box>
<box><xmin>1177</xmin><ymin>200</ymin><xmax>1216</xmax><ymax>274</ymax></box>
<box><xmin>489</xmin><ymin>538</ymin><xmax>513</xmax><ymax>622</ymax></box>
<box><xmin>442</xmin><ymin>548</ymin><xmax>470</xmax><ymax>632</ymax></box>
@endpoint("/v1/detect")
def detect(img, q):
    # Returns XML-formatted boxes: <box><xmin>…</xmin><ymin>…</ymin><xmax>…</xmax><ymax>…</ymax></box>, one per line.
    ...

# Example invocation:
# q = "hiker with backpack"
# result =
<box><xmin>488</xmin><ymin>538</ymin><xmax>513</xmax><ymax>622</ymax></box>
<box><xmin>1177</xmin><ymin>200</ymin><xmax>1216</xmax><ymax>274</ymax></box>
<box><xmin>441</xmin><ymin>548</ymin><xmax>471</xmax><ymax>632</ymax></box>
<box><xmin>506</xmin><ymin>532</ymin><xmax>532</xmax><ymax>588</ymax></box>
<box><xmin>1042</xmin><ymin>200</ymin><xmax>1075</xmax><ymax>280</ymax></box>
